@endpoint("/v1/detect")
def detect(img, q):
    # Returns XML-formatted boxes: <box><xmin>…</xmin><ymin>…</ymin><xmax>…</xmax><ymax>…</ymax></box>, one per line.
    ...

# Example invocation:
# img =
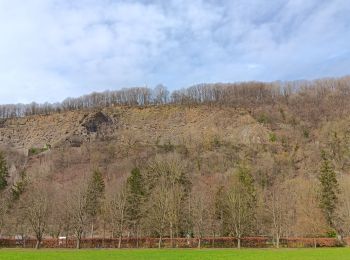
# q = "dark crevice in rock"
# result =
<box><xmin>81</xmin><ymin>112</ymin><xmax>112</xmax><ymax>133</ymax></box>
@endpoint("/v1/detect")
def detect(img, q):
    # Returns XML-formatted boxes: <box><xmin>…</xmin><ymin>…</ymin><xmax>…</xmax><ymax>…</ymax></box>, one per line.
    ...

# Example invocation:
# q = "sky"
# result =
<box><xmin>0</xmin><ymin>0</ymin><xmax>349</xmax><ymax>104</ymax></box>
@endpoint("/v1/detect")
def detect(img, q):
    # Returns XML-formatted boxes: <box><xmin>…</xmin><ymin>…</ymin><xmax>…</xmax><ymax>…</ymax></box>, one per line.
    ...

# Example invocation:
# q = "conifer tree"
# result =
<box><xmin>86</xmin><ymin>169</ymin><xmax>105</xmax><ymax>216</ymax></box>
<box><xmin>319</xmin><ymin>151</ymin><xmax>339</xmax><ymax>227</ymax></box>
<box><xmin>126</xmin><ymin>167</ymin><xmax>145</xmax><ymax>240</ymax></box>
<box><xmin>86</xmin><ymin>169</ymin><xmax>105</xmax><ymax>238</ymax></box>
<box><xmin>0</xmin><ymin>152</ymin><xmax>8</xmax><ymax>191</ymax></box>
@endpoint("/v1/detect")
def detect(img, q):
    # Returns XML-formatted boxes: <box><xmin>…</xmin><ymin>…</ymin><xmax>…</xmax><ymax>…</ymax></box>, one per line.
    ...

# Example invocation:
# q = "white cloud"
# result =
<box><xmin>0</xmin><ymin>0</ymin><xmax>349</xmax><ymax>103</ymax></box>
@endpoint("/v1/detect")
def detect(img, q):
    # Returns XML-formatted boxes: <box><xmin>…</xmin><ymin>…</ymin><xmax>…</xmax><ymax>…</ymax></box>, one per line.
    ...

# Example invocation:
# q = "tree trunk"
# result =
<box><xmin>237</xmin><ymin>237</ymin><xmax>241</xmax><ymax>249</ymax></box>
<box><xmin>136</xmin><ymin>226</ymin><xmax>139</xmax><ymax>248</ymax></box>
<box><xmin>313</xmin><ymin>238</ymin><xmax>317</xmax><ymax>248</ymax></box>
<box><xmin>76</xmin><ymin>238</ymin><xmax>81</xmax><ymax>249</ymax></box>
<box><xmin>102</xmin><ymin>222</ymin><xmax>106</xmax><ymax>248</ymax></box>
<box><xmin>35</xmin><ymin>239</ymin><xmax>40</xmax><ymax>249</ymax></box>
<box><xmin>170</xmin><ymin>224</ymin><xmax>173</xmax><ymax>248</ymax></box>
<box><xmin>211</xmin><ymin>232</ymin><xmax>215</xmax><ymax>248</ymax></box>
<box><xmin>276</xmin><ymin>234</ymin><xmax>280</xmax><ymax>249</ymax></box>
<box><xmin>91</xmin><ymin>222</ymin><xmax>94</xmax><ymax>239</ymax></box>
<box><xmin>65</xmin><ymin>233</ymin><xmax>68</xmax><ymax>248</ymax></box>
<box><xmin>158</xmin><ymin>235</ymin><xmax>162</xmax><ymax>249</ymax></box>
<box><xmin>198</xmin><ymin>237</ymin><xmax>201</xmax><ymax>249</ymax></box>
<box><xmin>118</xmin><ymin>234</ymin><xmax>122</xmax><ymax>249</ymax></box>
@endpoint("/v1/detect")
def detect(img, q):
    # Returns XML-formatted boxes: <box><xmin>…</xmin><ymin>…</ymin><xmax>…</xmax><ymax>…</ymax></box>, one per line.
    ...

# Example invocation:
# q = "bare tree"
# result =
<box><xmin>225</xmin><ymin>166</ymin><xmax>256</xmax><ymax>249</ymax></box>
<box><xmin>295</xmin><ymin>178</ymin><xmax>328</xmax><ymax>248</ymax></box>
<box><xmin>144</xmin><ymin>154</ymin><xmax>190</xmax><ymax>248</ymax></box>
<box><xmin>68</xmin><ymin>179</ymin><xmax>89</xmax><ymax>249</ymax></box>
<box><xmin>107</xmin><ymin>179</ymin><xmax>128</xmax><ymax>248</ymax></box>
<box><xmin>146</xmin><ymin>177</ymin><xmax>169</xmax><ymax>249</ymax></box>
<box><xmin>265</xmin><ymin>181</ymin><xmax>295</xmax><ymax>248</ymax></box>
<box><xmin>191</xmin><ymin>187</ymin><xmax>209</xmax><ymax>248</ymax></box>
<box><xmin>25</xmin><ymin>183</ymin><xmax>51</xmax><ymax>249</ymax></box>
<box><xmin>47</xmin><ymin>188</ymin><xmax>72</xmax><ymax>246</ymax></box>
<box><xmin>153</xmin><ymin>84</ymin><xmax>169</xmax><ymax>105</ymax></box>
<box><xmin>167</xmin><ymin>184</ymin><xmax>184</xmax><ymax>248</ymax></box>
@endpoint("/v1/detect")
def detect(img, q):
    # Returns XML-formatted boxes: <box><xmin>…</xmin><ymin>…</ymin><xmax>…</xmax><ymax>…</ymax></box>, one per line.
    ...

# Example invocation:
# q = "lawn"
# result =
<box><xmin>0</xmin><ymin>248</ymin><xmax>350</xmax><ymax>260</ymax></box>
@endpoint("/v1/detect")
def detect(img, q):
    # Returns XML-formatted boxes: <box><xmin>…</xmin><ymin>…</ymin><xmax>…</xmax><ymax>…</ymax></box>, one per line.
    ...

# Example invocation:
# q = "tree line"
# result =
<box><xmin>1</xmin><ymin>76</ymin><xmax>350</xmax><ymax>120</ymax></box>
<box><xmin>0</xmin><ymin>151</ymin><xmax>348</xmax><ymax>249</ymax></box>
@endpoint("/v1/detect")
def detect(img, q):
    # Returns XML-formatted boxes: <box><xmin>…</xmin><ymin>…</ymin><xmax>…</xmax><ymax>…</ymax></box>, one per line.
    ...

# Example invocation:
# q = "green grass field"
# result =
<box><xmin>0</xmin><ymin>248</ymin><xmax>350</xmax><ymax>260</ymax></box>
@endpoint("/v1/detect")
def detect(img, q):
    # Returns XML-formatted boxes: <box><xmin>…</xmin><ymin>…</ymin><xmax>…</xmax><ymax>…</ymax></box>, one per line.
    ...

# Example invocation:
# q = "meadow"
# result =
<box><xmin>0</xmin><ymin>248</ymin><xmax>349</xmax><ymax>260</ymax></box>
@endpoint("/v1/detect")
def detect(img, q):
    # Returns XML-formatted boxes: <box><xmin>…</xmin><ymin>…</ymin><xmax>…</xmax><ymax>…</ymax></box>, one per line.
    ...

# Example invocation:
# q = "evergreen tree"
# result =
<box><xmin>11</xmin><ymin>171</ymin><xmax>27</xmax><ymax>201</ymax></box>
<box><xmin>85</xmin><ymin>169</ymin><xmax>105</xmax><ymax>238</ymax></box>
<box><xmin>86</xmin><ymin>169</ymin><xmax>105</xmax><ymax>218</ymax></box>
<box><xmin>319</xmin><ymin>151</ymin><xmax>339</xmax><ymax>227</ymax></box>
<box><xmin>214</xmin><ymin>186</ymin><xmax>228</xmax><ymax>236</ymax></box>
<box><xmin>238</xmin><ymin>165</ymin><xmax>257</xmax><ymax>205</ymax></box>
<box><xmin>0</xmin><ymin>152</ymin><xmax>8</xmax><ymax>191</ymax></box>
<box><xmin>126</xmin><ymin>168</ymin><xmax>145</xmax><ymax>233</ymax></box>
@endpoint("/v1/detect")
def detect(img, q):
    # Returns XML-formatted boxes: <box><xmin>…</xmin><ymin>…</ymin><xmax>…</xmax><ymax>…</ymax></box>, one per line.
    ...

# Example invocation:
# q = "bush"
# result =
<box><xmin>257</xmin><ymin>114</ymin><xmax>269</xmax><ymax>124</ymax></box>
<box><xmin>0</xmin><ymin>237</ymin><xmax>346</xmax><ymax>249</ymax></box>
<box><xmin>212</xmin><ymin>136</ymin><xmax>221</xmax><ymax>148</ymax></box>
<box><xmin>28</xmin><ymin>145</ymin><xmax>50</xmax><ymax>156</ymax></box>
<box><xmin>269</xmin><ymin>133</ymin><xmax>277</xmax><ymax>142</ymax></box>
<box><xmin>326</xmin><ymin>230</ymin><xmax>337</xmax><ymax>238</ymax></box>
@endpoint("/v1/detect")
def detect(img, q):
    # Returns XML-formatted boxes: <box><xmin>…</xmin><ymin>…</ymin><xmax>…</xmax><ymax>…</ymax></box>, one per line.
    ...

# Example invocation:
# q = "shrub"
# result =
<box><xmin>257</xmin><ymin>114</ymin><xmax>269</xmax><ymax>124</ymax></box>
<box><xmin>28</xmin><ymin>145</ymin><xmax>50</xmax><ymax>156</ymax></box>
<box><xmin>212</xmin><ymin>136</ymin><xmax>221</xmax><ymax>148</ymax></box>
<box><xmin>326</xmin><ymin>230</ymin><xmax>337</xmax><ymax>238</ymax></box>
<box><xmin>303</xmin><ymin>129</ymin><xmax>310</xmax><ymax>138</ymax></box>
<box><xmin>269</xmin><ymin>133</ymin><xmax>277</xmax><ymax>142</ymax></box>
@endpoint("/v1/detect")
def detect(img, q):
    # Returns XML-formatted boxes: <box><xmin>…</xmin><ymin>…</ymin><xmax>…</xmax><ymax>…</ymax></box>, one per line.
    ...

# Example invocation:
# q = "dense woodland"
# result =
<box><xmin>1</xmin><ymin>76</ymin><xmax>350</xmax><ymax>249</ymax></box>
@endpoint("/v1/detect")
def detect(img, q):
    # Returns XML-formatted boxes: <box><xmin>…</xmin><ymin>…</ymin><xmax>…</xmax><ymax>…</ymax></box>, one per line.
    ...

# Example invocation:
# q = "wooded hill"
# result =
<box><xmin>0</xmin><ymin>76</ymin><xmax>350</xmax><ymax>249</ymax></box>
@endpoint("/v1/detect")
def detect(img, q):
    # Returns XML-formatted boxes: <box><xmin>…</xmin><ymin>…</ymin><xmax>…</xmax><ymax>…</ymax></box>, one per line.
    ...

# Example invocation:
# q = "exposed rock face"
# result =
<box><xmin>0</xmin><ymin>111</ymin><xmax>85</xmax><ymax>152</ymax></box>
<box><xmin>65</xmin><ymin>112</ymin><xmax>113</xmax><ymax>147</ymax></box>
<box><xmin>0</xmin><ymin>110</ymin><xmax>117</xmax><ymax>151</ymax></box>
<box><xmin>81</xmin><ymin>112</ymin><xmax>112</xmax><ymax>133</ymax></box>
<box><xmin>0</xmin><ymin>106</ymin><xmax>271</xmax><ymax>155</ymax></box>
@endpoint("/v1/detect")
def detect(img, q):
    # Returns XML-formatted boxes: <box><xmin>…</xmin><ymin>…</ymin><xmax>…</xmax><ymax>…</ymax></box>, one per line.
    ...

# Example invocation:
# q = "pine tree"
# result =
<box><xmin>126</xmin><ymin>168</ymin><xmax>145</xmax><ymax>231</ymax></box>
<box><xmin>0</xmin><ymin>152</ymin><xmax>9</xmax><ymax>191</ymax></box>
<box><xmin>86</xmin><ymin>169</ymin><xmax>105</xmax><ymax>217</ymax></box>
<box><xmin>319</xmin><ymin>150</ymin><xmax>339</xmax><ymax>227</ymax></box>
<box><xmin>86</xmin><ymin>169</ymin><xmax>105</xmax><ymax>239</ymax></box>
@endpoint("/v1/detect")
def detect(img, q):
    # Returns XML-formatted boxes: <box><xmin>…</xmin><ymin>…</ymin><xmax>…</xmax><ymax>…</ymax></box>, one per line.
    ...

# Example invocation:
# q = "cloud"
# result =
<box><xmin>0</xmin><ymin>0</ymin><xmax>349</xmax><ymax>103</ymax></box>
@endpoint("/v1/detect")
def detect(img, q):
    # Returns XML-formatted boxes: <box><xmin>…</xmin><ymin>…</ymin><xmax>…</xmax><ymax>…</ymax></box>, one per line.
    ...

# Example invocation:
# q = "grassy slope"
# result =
<box><xmin>0</xmin><ymin>248</ymin><xmax>349</xmax><ymax>260</ymax></box>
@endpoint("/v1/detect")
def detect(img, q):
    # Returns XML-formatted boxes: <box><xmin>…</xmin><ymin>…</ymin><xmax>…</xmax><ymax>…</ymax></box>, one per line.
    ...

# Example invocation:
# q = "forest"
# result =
<box><xmin>1</xmin><ymin>76</ymin><xmax>350</xmax><ymax>249</ymax></box>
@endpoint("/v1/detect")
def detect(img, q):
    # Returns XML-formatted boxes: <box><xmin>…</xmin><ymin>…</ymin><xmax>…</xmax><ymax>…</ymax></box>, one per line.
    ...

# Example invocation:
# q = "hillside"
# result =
<box><xmin>0</xmin><ymin>102</ymin><xmax>342</xmax><ymax>180</ymax></box>
<box><xmin>1</xmin><ymin>105</ymin><xmax>274</xmax><ymax>182</ymax></box>
<box><xmin>0</xmin><ymin>106</ymin><xmax>270</xmax><ymax>151</ymax></box>
<box><xmin>0</xmin><ymin>98</ymin><xmax>348</xmax><ymax>191</ymax></box>
<box><xmin>1</xmin><ymin>80</ymin><xmax>350</xmax><ymax>246</ymax></box>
